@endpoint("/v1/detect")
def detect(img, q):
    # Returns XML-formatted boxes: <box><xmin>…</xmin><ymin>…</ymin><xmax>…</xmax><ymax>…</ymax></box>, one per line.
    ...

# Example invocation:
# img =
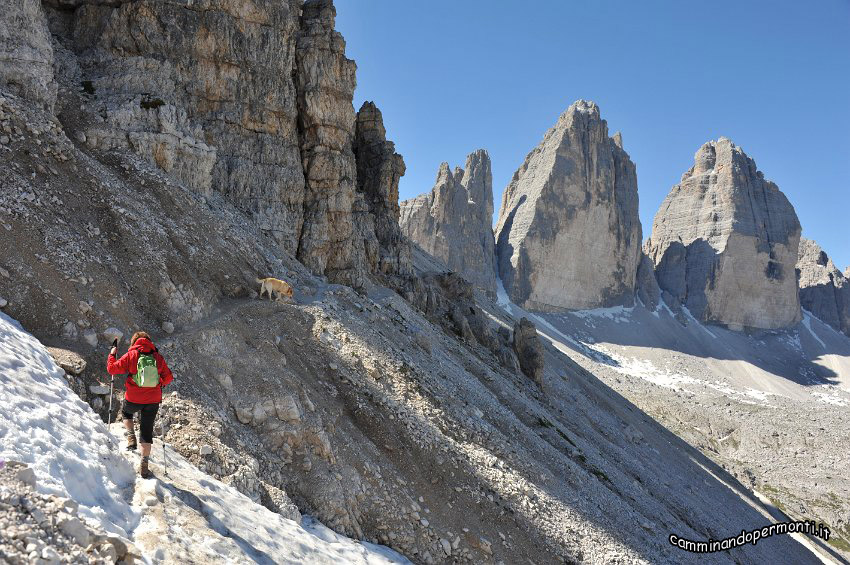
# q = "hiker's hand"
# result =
<box><xmin>110</xmin><ymin>346</ymin><xmax>117</xmax><ymax>356</ymax></box>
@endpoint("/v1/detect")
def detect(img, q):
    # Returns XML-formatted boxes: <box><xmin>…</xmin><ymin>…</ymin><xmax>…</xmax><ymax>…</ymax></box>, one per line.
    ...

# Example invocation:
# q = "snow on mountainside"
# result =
<box><xmin>0</xmin><ymin>311</ymin><xmax>410</xmax><ymax>564</ymax></box>
<box><xmin>495</xmin><ymin>293</ymin><xmax>850</xmax><ymax>561</ymax></box>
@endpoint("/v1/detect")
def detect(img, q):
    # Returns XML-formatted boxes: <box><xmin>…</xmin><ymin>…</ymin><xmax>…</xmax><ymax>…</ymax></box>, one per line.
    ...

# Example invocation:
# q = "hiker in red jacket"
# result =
<box><xmin>107</xmin><ymin>331</ymin><xmax>173</xmax><ymax>478</ymax></box>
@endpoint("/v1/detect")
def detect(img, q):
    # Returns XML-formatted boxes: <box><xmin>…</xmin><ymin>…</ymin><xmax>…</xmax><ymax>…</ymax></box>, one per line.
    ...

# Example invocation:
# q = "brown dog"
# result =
<box><xmin>256</xmin><ymin>277</ymin><xmax>294</xmax><ymax>303</ymax></box>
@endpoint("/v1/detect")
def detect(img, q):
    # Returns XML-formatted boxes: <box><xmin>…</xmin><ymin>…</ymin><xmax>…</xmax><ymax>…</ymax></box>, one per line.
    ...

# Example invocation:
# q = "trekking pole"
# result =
<box><xmin>106</xmin><ymin>339</ymin><xmax>119</xmax><ymax>433</ymax></box>
<box><xmin>161</xmin><ymin>414</ymin><xmax>169</xmax><ymax>477</ymax></box>
<box><xmin>107</xmin><ymin>375</ymin><xmax>115</xmax><ymax>427</ymax></box>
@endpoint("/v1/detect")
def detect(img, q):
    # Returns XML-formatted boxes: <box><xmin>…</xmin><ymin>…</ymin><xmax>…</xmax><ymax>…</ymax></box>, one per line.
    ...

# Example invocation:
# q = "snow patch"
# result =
<box><xmin>811</xmin><ymin>391</ymin><xmax>848</xmax><ymax>407</ymax></box>
<box><xmin>801</xmin><ymin>311</ymin><xmax>827</xmax><ymax>349</ymax></box>
<box><xmin>495</xmin><ymin>279</ymin><xmax>514</xmax><ymax>315</ymax></box>
<box><xmin>570</xmin><ymin>305</ymin><xmax>632</xmax><ymax>323</ymax></box>
<box><xmin>0</xmin><ymin>312</ymin><xmax>140</xmax><ymax>537</ymax></box>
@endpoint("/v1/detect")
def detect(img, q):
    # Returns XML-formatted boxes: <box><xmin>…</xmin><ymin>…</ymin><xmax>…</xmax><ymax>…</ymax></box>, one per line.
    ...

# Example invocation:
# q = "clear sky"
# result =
<box><xmin>335</xmin><ymin>0</ymin><xmax>850</xmax><ymax>269</ymax></box>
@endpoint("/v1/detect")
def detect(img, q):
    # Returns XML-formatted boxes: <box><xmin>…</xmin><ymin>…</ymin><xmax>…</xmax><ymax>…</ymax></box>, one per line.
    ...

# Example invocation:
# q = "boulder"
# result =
<box><xmin>400</xmin><ymin>149</ymin><xmax>497</xmax><ymax>295</ymax></box>
<box><xmin>103</xmin><ymin>327</ymin><xmax>123</xmax><ymax>344</ymax></box>
<box><xmin>82</xmin><ymin>329</ymin><xmax>97</xmax><ymax>347</ymax></box>
<box><xmin>89</xmin><ymin>385</ymin><xmax>110</xmax><ymax>395</ymax></box>
<box><xmin>274</xmin><ymin>395</ymin><xmax>301</xmax><ymax>423</ymax></box>
<box><xmin>46</xmin><ymin>347</ymin><xmax>87</xmax><ymax>375</ymax></box>
<box><xmin>646</xmin><ymin>138</ymin><xmax>801</xmax><ymax>330</ymax></box>
<box><xmin>495</xmin><ymin>101</ymin><xmax>641</xmax><ymax>311</ymax></box>
<box><xmin>513</xmin><ymin>318</ymin><xmax>544</xmax><ymax>385</ymax></box>
<box><xmin>234</xmin><ymin>405</ymin><xmax>252</xmax><ymax>425</ymax></box>
<box><xmin>796</xmin><ymin>238</ymin><xmax>850</xmax><ymax>336</ymax></box>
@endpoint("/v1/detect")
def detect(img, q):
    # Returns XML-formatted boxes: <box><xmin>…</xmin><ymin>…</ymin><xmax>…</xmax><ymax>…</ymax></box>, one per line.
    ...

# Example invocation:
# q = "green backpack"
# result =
<box><xmin>134</xmin><ymin>353</ymin><xmax>160</xmax><ymax>387</ymax></box>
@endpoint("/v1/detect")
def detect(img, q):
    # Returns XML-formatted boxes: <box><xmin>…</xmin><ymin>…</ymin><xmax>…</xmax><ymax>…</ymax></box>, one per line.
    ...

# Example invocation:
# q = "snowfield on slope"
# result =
<box><xmin>0</xmin><ymin>312</ymin><xmax>410</xmax><ymax>564</ymax></box>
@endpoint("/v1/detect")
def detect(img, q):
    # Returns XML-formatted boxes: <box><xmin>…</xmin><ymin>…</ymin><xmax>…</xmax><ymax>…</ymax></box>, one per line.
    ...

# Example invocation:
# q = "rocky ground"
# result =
<box><xmin>0</xmin><ymin>462</ymin><xmax>138</xmax><ymax>565</ymax></box>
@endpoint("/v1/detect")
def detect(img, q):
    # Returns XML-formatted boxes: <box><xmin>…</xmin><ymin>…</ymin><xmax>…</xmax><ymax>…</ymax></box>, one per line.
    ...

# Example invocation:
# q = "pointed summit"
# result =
<box><xmin>494</xmin><ymin>100</ymin><xmax>642</xmax><ymax>311</ymax></box>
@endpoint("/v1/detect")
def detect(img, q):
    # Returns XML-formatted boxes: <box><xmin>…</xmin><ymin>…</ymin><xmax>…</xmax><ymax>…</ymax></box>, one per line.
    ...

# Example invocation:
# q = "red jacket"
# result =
<box><xmin>106</xmin><ymin>337</ymin><xmax>173</xmax><ymax>404</ymax></box>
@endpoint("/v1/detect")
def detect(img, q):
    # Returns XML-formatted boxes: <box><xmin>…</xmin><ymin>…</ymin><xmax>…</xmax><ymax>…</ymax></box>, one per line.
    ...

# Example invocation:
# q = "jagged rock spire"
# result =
<box><xmin>399</xmin><ymin>149</ymin><xmax>497</xmax><ymax>294</ymax></box>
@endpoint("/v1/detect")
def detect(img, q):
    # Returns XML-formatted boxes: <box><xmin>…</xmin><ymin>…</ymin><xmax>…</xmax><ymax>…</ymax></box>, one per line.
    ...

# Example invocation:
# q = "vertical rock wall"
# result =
<box><xmin>646</xmin><ymin>138</ymin><xmax>801</xmax><ymax>330</ymax></box>
<box><xmin>399</xmin><ymin>149</ymin><xmax>497</xmax><ymax>295</ymax></box>
<box><xmin>494</xmin><ymin>100</ymin><xmax>641</xmax><ymax>311</ymax></box>
<box><xmin>295</xmin><ymin>0</ymin><xmax>365</xmax><ymax>288</ymax></box>
<box><xmin>67</xmin><ymin>0</ymin><xmax>305</xmax><ymax>251</ymax></box>
<box><xmin>37</xmin><ymin>0</ymin><xmax>407</xmax><ymax>291</ymax></box>
<box><xmin>353</xmin><ymin>101</ymin><xmax>412</xmax><ymax>278</ymax></box>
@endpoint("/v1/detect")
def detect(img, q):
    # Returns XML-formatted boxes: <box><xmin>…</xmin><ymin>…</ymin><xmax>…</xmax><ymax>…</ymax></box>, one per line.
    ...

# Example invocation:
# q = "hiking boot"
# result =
<box><xmin>125</xmin><ymin>430</ymin><xmax>137</xmax><ymax>451</ymax></box>
<box><xmin>140</xmin><ymin>456</ymin><xmax>152</xmax><ymax>479</ymax></box>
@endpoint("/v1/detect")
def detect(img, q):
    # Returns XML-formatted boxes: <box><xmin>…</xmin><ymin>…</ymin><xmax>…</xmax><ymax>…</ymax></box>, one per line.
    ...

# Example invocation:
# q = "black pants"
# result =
<box><xmin>122</xmin><ymin>400</ymin><xmax>160</xmax><ymax>444</ymax></box>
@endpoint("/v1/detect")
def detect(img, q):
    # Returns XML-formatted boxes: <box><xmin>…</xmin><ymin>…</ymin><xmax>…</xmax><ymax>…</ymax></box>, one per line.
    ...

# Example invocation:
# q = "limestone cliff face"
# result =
<box><xmin>353</xmin><ymin>101</ymin><xmax>412</xmax><ymax>278</ymax></box>
<box><xmin>0</xmin><ymin>0</ymin><xmax>56</xmax><ymax>110</ymax></box>
<box><xmin>494</xmin><ymin>101</ymin><xmax>641</xmax><ymax>311</ymax></box>
<box><xmin>295</xmin><ymin>0</ymin><xmax>364</xmax><ymax>288</ymax></box>
<box><xmin>66</xmin><ymin>0</ymin><xmax>303</xmax><ymax>249</ymax></box>
<box><xmin>797</xmin><ymin>238</ymin><xmax>850</xmax><ymax>336</ymax></box>
<box><xmin>399</xmin><ymin>149</ymin><xmax>497</xmax><ymax>294</ymax></box>
<box><xmin>646</xmin><ymin>138</ymin><xmax>801</xmax><ymax>330</ymax></box>
<box><xmin>28</xmin><ymin>0</ymin><xmax>401</xmax><ymax>291</ymax></box>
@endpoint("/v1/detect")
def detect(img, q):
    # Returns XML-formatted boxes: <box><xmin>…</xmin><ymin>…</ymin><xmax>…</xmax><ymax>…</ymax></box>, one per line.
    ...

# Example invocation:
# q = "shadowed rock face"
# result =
<box><xmin>513</xmin><ymin>317</ymin><xmax>544</xmax><ymax>385</ymax></box>
<box><xmin>353</xmin><ymin>101</ymin><xmax>412</xmax><ymax>278</ymax></box>
<box><xmin>646</xmin><ymin>138</ymin><xmax>801</xmax><ymax>330</ymax></box>
<box><xmin>399</xmin><ymin>149</ymin><xmax>497</xmax><ymax>294</ymax></box>
<box><xmin>797</xmin><ymin>238</ymin><xmax>850</xmax><ymax>336</ymax></box>
<box><xmin>494</xmin><ymin>100</ymin><xmax>641</xmax><ymax>311</ymax></box>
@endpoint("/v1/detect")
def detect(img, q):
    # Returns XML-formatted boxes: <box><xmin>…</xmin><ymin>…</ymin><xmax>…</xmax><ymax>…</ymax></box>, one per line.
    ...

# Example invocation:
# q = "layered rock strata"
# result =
<box><xmin>295</xmin><ymin>0</ymin><xmax>364</xmax><ymax>288</ymax></box>
<box><xmin>797</xmin><ymin>238</ymin><xmax>850</xmax><ymax>336</ymax></box>
<box><xmin>494</xmin><ymin>100</ymin><xmax>641</xmax><ymax>311</ymax></box>
<box><xmin>646</xmin><ymin>138</ymin><xmax>801</xmax><ymax>330</ymax></box>
<box><xmin>32</xmin><ymin>0</ymin><xmax>402</xmax><ymax>291</ymax></box>
<box><xmin>399</xmin><ymin>149</ymin><xmax>497</xmax><ymax>294</ymax></box>
<box><xmin>65</xmin><ymin>0</ymin><xmax>304</xmax><ymax>249</ymax></box>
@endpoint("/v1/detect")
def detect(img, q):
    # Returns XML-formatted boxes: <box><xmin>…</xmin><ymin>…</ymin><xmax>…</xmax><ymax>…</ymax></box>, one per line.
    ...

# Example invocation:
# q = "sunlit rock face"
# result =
<box><xmin>400</xmin><ymin>149</ymin><xmax>497</xmax><ymax>295</ymax></box>
<box><xmin>494</xmin><ymin>100</ymin><xmax>641</xmax><ymax>311</ymax></box>
<box><xmin>646</xmin><ymin>138</ymin><xmax>801</xmax><ymax>330</ymax></box>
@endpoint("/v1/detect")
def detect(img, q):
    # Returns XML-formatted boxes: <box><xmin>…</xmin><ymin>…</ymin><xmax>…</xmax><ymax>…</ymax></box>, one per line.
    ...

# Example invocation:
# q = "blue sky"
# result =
<box><xmin>336</xmin><ymin>0</ymin><xmax>850</xmax><ymax>269</ymax></box>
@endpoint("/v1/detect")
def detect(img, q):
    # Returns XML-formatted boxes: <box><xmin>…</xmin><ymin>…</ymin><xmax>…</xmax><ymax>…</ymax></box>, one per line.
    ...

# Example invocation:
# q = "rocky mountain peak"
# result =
<box><xmin>797</xmin><ymin>238</ymin><xmax>850</xmax><ymax>335</ymax></box>
<box><xmin>494</xmin><ymin>100</ymin><xmax>641</xmax><ymax>311</ymax></box>
<box><xmin>646</xmin><ymin>138</ymin><xmax>801</xmax><ymax>330</ymax></box>
<box><xmin>399</xmin><ymin>149</ymin><xmax>497</xmax><ymax>294</ymax></box>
